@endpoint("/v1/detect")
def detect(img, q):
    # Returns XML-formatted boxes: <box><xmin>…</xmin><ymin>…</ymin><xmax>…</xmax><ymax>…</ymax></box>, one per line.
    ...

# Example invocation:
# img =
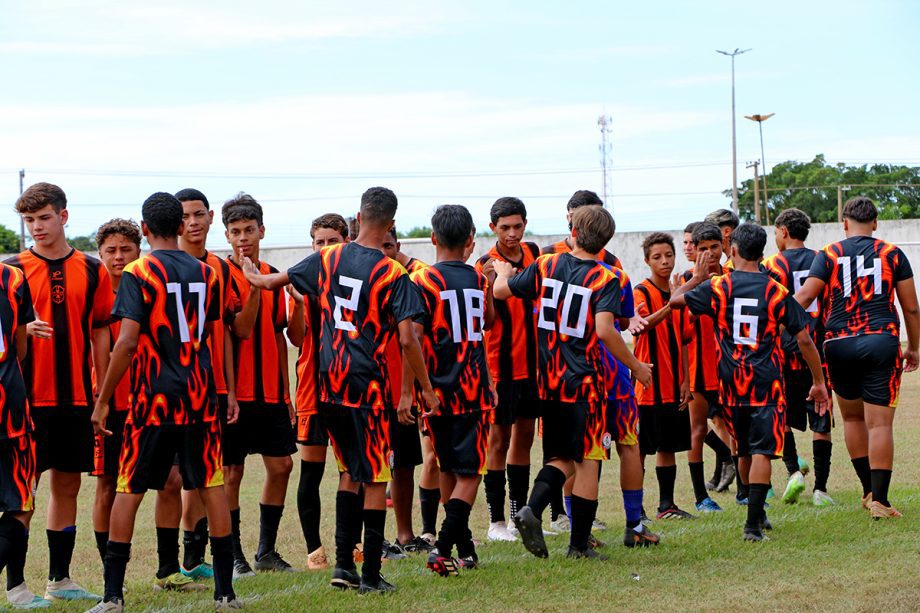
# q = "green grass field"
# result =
<box><xmin>19</xmin><ymin>350</ymin><xmax>920</xmax><ymax>612</ymax></box>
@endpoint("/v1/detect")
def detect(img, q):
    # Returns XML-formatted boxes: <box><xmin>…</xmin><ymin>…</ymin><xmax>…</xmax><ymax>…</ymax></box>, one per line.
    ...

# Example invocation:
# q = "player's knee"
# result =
<box><xmin>267</xmin><ymin>456</ymin><xmax>294</xmax><ymax>478</ymax></box>
<box><xmin>52</xmin><ymin>474</ymin><xmax>82</xmax><ymax>498</ymax></box>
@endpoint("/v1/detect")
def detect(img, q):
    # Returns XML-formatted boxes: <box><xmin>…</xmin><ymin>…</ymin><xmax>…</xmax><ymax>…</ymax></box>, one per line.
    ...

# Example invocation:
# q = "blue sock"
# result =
<box><xmin>564</xmin><ymin>495</ymin><xmax>572</xmax><ymax>520</ymax></box>
<box><xmin>623</xmin><ymin>489</ymin><xmax>643</xmax><ymax>529</ymax></box>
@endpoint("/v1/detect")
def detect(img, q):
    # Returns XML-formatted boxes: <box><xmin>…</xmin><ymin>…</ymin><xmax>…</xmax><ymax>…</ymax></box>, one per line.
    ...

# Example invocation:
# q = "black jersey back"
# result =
<box><xmin>0</xmin><ymin>264</ymin><xmax>35</xmax><ymax>440</ymax></box>
<box><xmin>762</xmin><ymin>247</ymin><xmax>824</xmax><ymax>367</ymax></box>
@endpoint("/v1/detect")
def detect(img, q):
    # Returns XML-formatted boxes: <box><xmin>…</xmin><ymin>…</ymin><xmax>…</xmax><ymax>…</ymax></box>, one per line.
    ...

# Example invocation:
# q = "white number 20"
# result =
<box><xmin>537</xmin><ymin>279</ymin><xmax>592</xmax><ymax>339</ymax></box>
<box><xmin>166</xmin><ymin>282</ymin><xmax>207</xmax><ymax>343</ymax></box>
<box><xmin>334</xmin><ymin>276</ymin><xmax>363</xmax><ymax>332</ymax></box>
<box><xmin>439</xmin><ymin>289</ymin><xmax>485</xmax><ymax>343</ymax></box>
<box><xmin>732</xmin><ymin>298</ymin><xmax>759</xmax><ymax>346</ymax></box>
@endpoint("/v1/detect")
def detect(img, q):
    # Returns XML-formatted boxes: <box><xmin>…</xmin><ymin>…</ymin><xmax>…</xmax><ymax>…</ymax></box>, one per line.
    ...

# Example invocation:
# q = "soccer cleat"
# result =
<box><xmin>330</xmin><ymin>567</ymin><xmax>360</xmax><ymax>590</ymax></box>
<box><xmin>812</xmin><ymin>490</ymin><xmax>835</xmax><ymax>507</ymax></box>
<box><xmin>426</xmin><ymin>551</ymin><xmax>459</xmax><ymax>577</ymax></box>
<box><xmin>44</xmin><ymin>579</ymin><xmax>101</xmax><ymax>602</ymax></box>
<box><xmin>400</xmin><ymin>536</ymin><xmax>434</xmax><ymax>554</ymax></box>
<box><xmin>761</xmin><ymin>513</ymin><xmax>773</xmax><ymax>531</ymax></box>
<box><xmin>591</xmin><ymin>518</ymin><xmax>608</xmax><ymax>531</ymax></box>
<box><xmin>549</xmin><ymin>516</ymin><xmax>571</xmax><ymax>533</ymax></box>
<box><xmin>306</xmin><ymin>546</ymin><xmax>331</xmax><ymax>571</ymax></box>
<box><xmin>623</xmin><ymin>525</ymin><xmax>660</xmax><ymax>548</ymax></box>
<box><xmin>655</xmin><ymin>505</ymin><xmax>696</xmax><ymax>520</ymax></box>
<box><xmin>565</xmin><ymin>546</ymin><xmax>608</xmax><ymax>561</ymax></box>
<box><xmin>214</xmin><ymin>596</ymin><xmax>244</xmax><ymax>610</ymax></box>
<box><xmin>706</xmin><ymin>459</ymin><xmax>722</xmax><ymax>491</ymax></box>
<box><xmin>797</xmin><ymin>456</ymin><xmax>810</xmax><ymax>475</ymax></box>
<box><xmin>513</xmin><ymin>506</ymin><xmax>548</xmax><ymax>559</ymax></box>
<box><xmin>716</xmin><ymin>463</ymin><xmax>736</xmax><ymax>492</ymax></box>
<box><xmin>254</xmin><ymin>550</ymin><xmax>295</xmax><ymax>572</ymax></box>
<box><xmin>181</xmin><ymin>562</ymin><xmax>214</xmax><ymax>580</ymax></box>
<box><xmin>695</xmin><ymin>497</ymin><xmax>723</xmax><ymax>513</ymax></box>
<box><xmin>358</xmin><ymin>575</ymin><xmax>396</xmax><ymax>594</ymax></box>
<box><xmin>456</xmin><ymin>552</ymin><xmax>479</xmax><ymax>570</ymax></box>
<box><xmin>6</xmin><ymin>583</ymin><xmax>51</xmax><ymax>609</ymax></box>
<box><xmin>380</xmin><ymin>540</ymin><xmax>408</xmax><ymax>561</ymax></box>
<box><xmin>153</xmin><ymin>572</ymin><xmax>208</xmax><ymax>592</ymax></box>
<box><xmin>869</xmin><ymin>501</ymin><xmax>902</xmax><ymax>519</ymax></box>
<box><xmin>487</xmin><ymin>521</ymin><xmax>518</xmax><ymax>542</ymax></box>
<box><xmin>735</xmin><ymin>496</ymin><xmax>748</xmax><ymax>506</ymax></box>
<box><xmin>861</xmin><ymin>492</ymin><xmax>873</xmax><ymax>510</ymax></box>
<box><xmin>742</xmin><ymin>526</ymin><xmax>766</xmax><ymax>542</ymax></box>
<box><xmin>587</xmin><ymin>533</ymin><xmax>606</xmax><ymax>549</ymax></box>
<box><xmin>419</xmin><ymin>533</ymin><xmax>436</xmax><ymax>546</ymax></box>
<box><xmin>782</xmin><ymin>471</ymin><xmax>807</xmax><ymax>504</ymax></box>
<box><xmin>83</xmin><ymin>599</ymin><xmax>123</xmax><ymax>613</ymax></box>
<box><xmin>232</xmin><ymin>558</ymin><xmax>256</xmax><ymax>580</ymax></box>
<box><xmin>542</xmin><ymin>526</ymin><xmax>559</xmax><ymax>536</ymax></box>
<box><xmin>639</xmin><ymin>507</ymin><xmax>650</xmax><ymax>523</ymax></box>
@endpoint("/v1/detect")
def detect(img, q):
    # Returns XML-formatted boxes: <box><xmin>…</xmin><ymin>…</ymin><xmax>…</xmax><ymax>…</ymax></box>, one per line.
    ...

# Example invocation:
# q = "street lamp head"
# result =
<box><xmin>745</xmin><ymin>113</ymin><xmax>775</xmax><ymax>123</ymax></box>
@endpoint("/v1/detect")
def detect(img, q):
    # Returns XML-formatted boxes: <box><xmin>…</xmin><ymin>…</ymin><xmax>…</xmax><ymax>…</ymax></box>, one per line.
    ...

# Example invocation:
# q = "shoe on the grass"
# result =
<box><xmin>869</xmin><ymin>500</ymin><xmax>902</xmax><ymax>519</ymax></box>
<box><xmin>798</xmin><ymin>456</ymin><xmax>810</xmax><ymax>475</ymax></box>
<box><xmin>639</xmin><ymin>507</ymin><xmax>651</xmax><ymax>523</ymax></box>
<box><xmin>591</xmin><ymin>518</ymin><xmax>608</xmax><ymax>531</ymax></box>
<box><xmin>487</xmin><ymin>521</ymin><xmax>518</xmax><ymax>542</ymax></box>
<box><xmin>84</xmin><ymin>599</ymin><xmax>123</xmax><ymax>612</ymax></box>
<box><xmin>254</xmin><ymin>550</ymin><xmax>295</xmax><ymax>572</ymax></box>
<box><xmin>695</xmin><ymin>497</ymin><xmax>723</xmax><ymax>513</ymax></box>
<box><xmin>513</xmin><ymin>506</ymin><xmax>548</xmax><ymax>559</ymax></box>
<box><xmin>655</xmin><ymin>505</ymin><xmax>696</xmax><ymax>520</ymax></box>
<box><xmin>706</xmin><ymin>460</ymin><xmax>722</xmax><ymax>491</ymax></box>
<box><xmin>716</xmin><ymin>463</ymin><xmax>736</xmax><ymax>492</ymax></box>
<box><xmin>44</xmin><ymin>578</ymin><xmax>101</xmax><ymax>602</ymax></box>
<box><xmin>232</xmin><ymin>558</ymin><xmax>256</xmax><ymax>580</ymax></box>
<box><xmin>419</xmin><ymin>533</ymin><xmax>436</xmax><ymax>546</ymax></box>
<box><xmin>587</xmin><ymin>533</ymin><xmax>606</xmax><ymax>549</ymax></box>
<box><xmin>861</xmin><ymin>492</ymin><xmax>873</xmax><ymax>510</ymax></box>
<box><xmin>742</xmin><ymin>526</ymin><xmax>766</xmax><ymax>542</ymax></box>
<box><xmin>761</xmin><ymin>513</ymin><xmax>773</xmax><ymax>531</ymax></box>
<box><xmin>735</xmin><ymin>496</ymin><xmax>749</xmax><ymax>506</ymax></box>
<box><xmin>456</xmin><ymin>553</ymin><xmax>479</xmax><ymax>570</ymax></box>
<box><xmin>623</xmin><ymin>525</ymin><xmax>659</xmax><ymax>548</ymax></box>
<box><xmin>153</xmin><ymin>572</ymin><xmax>208</xmax><ymax>592</ymax></box>
<box><xmin>783</xmin><ymin>471</ymin><xmax>806</xmax><ymax>504</ymax></box>
<box><xmin>426</xmin><ymin>551</ymin><xmax>459</xmax><ymax>577</ymax></box>
<box><xmin>181</xmin><ymin>562</ymin><xmax>214</xmax><ymax>580</ymax></box>
<box><xmin>214</xmin><ymin>596</ymin><xmax>244</xmax><ymax>610</ymax></box>
<box><xmin>565</xmin><ymin>546</ymin><xmax>608</xmax><ymax>561</ymax></box>
<box><xmin>812</xmin><ymin>490</ymin><xmax>835</xmax><ymax>507</ymax></box>
<box><xmin>549</xmin><ymin>516</ymin><xmax>571</xmax><ymax>533</ymax></box>
<box><xmin>398</xmin><ymin>536</ymin><xmax>433</xmax><ymax>554</ymax></box>
<box><xmin>380</xmin><ymin>540</ymin><xmax>407</xmax><ymax>561</ymax></box>
<box><xmin>330</xmin><ymin>567</ymin><xmax>360</xmax><ymax>590</ymax></box>
<box><xmin>357</xmin><ymin>575</ymin><xmax>396</xmax><ymax>594</ymax></box>
<box><xmin>6</xmin><ymin>582</ymin><xmax>51</xmax><ymax>609</ymax></box>
<box><xmin>307</xmin><ymin>546</ymin><xmax>330</xmax><ymax>571</ymax></box>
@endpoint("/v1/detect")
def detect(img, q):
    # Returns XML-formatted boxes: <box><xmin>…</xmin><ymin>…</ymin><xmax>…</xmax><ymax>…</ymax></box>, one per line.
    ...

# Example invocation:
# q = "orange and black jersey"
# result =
<box><xmin>288</xmin><ymin>242</ymin><xmax>425</xmax><ymax>412</ymax></box>
<box><xmin>684</xmin><ymin>270</ymin><xmax>809</xmax><ymax>407</ymax></box>
<box><xmin>404</xmin><ymin>258</ymin><xmax>428</xmax><ymax>274</ymax></box>
<box><xmin>5</xmin><ymin>248</ymin><xmax>113</xmax><ymax>410</ymax></box>
<box><xmin>200</xmin><ymin>252</ymin><xmax>239</xmax><ymax>396</ymax></box>
<box><xmin>227</xmin><ymin>259</ymin><xmax>289</xmax><ymax>405</ymax></box>
<box><xmin>808</xmin><ymin>236</ymin><xmax>913</xmax><ymax>341</ymax></box>
<box><xmin>0</xmin><ymin>264</ymin><xmax>35</xmax><ymax>440</ymax></box>
<box><xmin>411</xmin><ymin>262</ymin><xmax>493</xmax><ymax>415</ymax></box>
<box><xmin>113</xmin><ymin>250</ymin><xmax>221</xmax><ymax>426</ymax></box>
<box><xmin>763</xmin><ymin>248</ymin><xmax>824</xmax><ymax>369</ymax></box>
<box><xmin>681</xmin><ymin>266</ymin><xmax>729</xmax><ymax>393</ymax></box>
<box><xmin>507</xmin><ymin>252</ymin><xmax>621</xmax><ymax>405</ymax></box>
<box><xmin>633</xmin><ymin>280</ymin><xmax>688</xmax><ymax>406</ymax></box>
<box><xmin>292</xmin><ymin>294</ymin><xmax>321</xmax><ymax>415</ymax></box>
<box><xmin>475</xmin><ymin>242</ymin><xmax>540</xmax><ymax>382</ymax></box>
<box><xmin>542</xmin><ymin>240</ymin><xmax>623</xmax><ymax>270</ymax></box>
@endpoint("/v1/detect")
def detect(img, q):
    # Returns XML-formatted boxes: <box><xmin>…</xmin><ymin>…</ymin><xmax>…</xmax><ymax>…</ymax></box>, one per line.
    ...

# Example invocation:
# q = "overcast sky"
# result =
<box><xmin>2</xmin><ymin>0</ymin><xmax>917</xmax><ymax>248</ymax></box>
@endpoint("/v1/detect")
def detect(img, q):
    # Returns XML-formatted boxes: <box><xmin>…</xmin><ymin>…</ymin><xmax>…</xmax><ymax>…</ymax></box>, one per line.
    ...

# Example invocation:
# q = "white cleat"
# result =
<box><xmin>812</xmin><ymin>490</ymin><xmax>835</xmax><ymax>507</ymax></box>
<box><xmin>487</xmin><ymin>521</ymin><xmax>518</xmax><ymax>542</ymax></box>
<box><xmin>6</xmin><ymin>583</ymin><xmax>51</xmax><ymax>609</ymax></box>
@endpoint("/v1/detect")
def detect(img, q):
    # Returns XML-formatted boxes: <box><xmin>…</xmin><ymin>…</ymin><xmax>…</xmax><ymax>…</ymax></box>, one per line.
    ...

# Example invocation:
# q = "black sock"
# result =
<box><xmin>813</xmin><ymin>440</ymin><xmax>832</xmax><ymax>493</ymax></box>
<box><xmin>103</xmin><ymin>541</ymin><xmax>131</xmax><ymax>603</ymax></box>
<box><xmin>334</xmin><ymin>491</ymin><xmax>358</xmax><ymax>570</ymax></box>
<box><xmin>453</xmin><ymin>503</ymin><xmax>475</xmax><ymax>559</ymax></box>
<box><xmin>195</xmin><ymin>517</ymin><xmax>209</xmax><ymax>560</ymax></box>
<box><xmin>746</xmin><ymin>483</ymin><xmax>769</xmax><ymax>529</ymax></box>
<box><xmin>297</xmin><ymin>460</ymin><xmax>325</xmax><ymax>553</ymax></box>
<box><xmin>435</xmin><ymin>498</ymin><xmax>464</xmax><ymax>558</ymax></box>
<box><xmin>548</xmin><ymin>483</ymin><xmax>565</xmax><ymax>521</ymax></box>
<box><xmin>256</xmin><ymin>503</ymin><xmax>284</xmax><ymax>559</ymax></box>
<box><xmin>870</xmin><ymin>469</ymin><xmax>892</xmax><ymax>506</ymax></box>
<box><xmin>655</xmin><ymin>464</ymin><xmax>677</xmax><ymax>511</ymax></box>
<box><xmin>5</xmin><ymin>525</ymin><xmax>27</xmax><ymax>590</ymax></box>
<box><xmin>352</xmin><ymin>488</ymin><xmax>365</xmax><ymax>546</ymax></box>
<box><xmin>210</xmin><ymin>535</ymin><xmax>235</xmax><ymax>601</ymax></box>
<box><xmin>155</xmin><ymin>527</ymin><xmax>180</xmax><ymax>579</ymax></box>
<box><xmin>705</xmin><ymin>430</ymin><xmax>731</xmax><ymax>459</ymax></box>
<box><xmin>733</xmin><ymin>457</ymin><xmax>749</xmax><ymax>500</ymax></box>
<box><xmin>782</xmin><ymin>431</ymin><xmax>799</xmax><ymax>475</ymax></box>
<box><xmin>94</xmin><ymin>530</ymin><xmax>109</xmax><ymax>566</ymax></box>
<box><xmin>229</xmin><ymin>508</ymin><xmax>244</xmax><ymax>561</ymax></box>
<box><xmin>483</xmin><ymin>469</ymin><xmax>506</xmax><ymax>523</ymax></box>
<box><xmin>0</xmin><ymin>516</ymin><xmax>25</xmax><ymax>578</ymax></box>
<box><xmin>688</xmin><ymin>461</ymin><xmax>707</xmax><ymax>504</ymax></box>
<box><xmin>568</xmin><ymin>495</ymin><xmax>598</xmax><ymax>552</ymax></box>
<box><xmin>526</xmin><ymin>465</ymin><xmax>566</xmax><ymax>519</ymax></box>
<box><xmin>506</xmin><ymin>464</ymin><xmax>530</xmax><ymax>519</ymax></box>
<box><xmin>47</xmin><ymin>527</ymin><xmax>77</xmax><ymax>581</ymax></box>
<box><xmin>418</xmin><ymin>487</ymin><xmax>440</xmax><ymax>536</ymax></box>
<box><xmin>851</xmin><ymin>456</ymin><xmax>871</xmax><ymax>496</ymax></box>
<box><xmin>360</xmin><ymin>509</ymin><xmax>386</xmax><ymax>584</ymax></box>
<box><xmin>183</xmin><ymin>517</ymin><xmax>209</xmax><ymax>570</ymax></box>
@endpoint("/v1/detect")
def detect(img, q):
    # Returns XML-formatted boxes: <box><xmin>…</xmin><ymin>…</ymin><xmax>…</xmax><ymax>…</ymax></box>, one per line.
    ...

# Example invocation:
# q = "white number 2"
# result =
<box><xmin>167</xmin><ymin>282</ymin><xmax>207</xmax><ymax>343</ymax></box>
<box><xmin>732</xmin><ymin>298</ymin><xmax>759</xmax><ymax>346</ymax></box>
<box><xmin>838</xmin><ymin>256</ymin><xmax>881</xmax><ymax>296</ymax></box>
<box><xmin>439</xmin><ymin>289</ymin><xmax>485</xmax><ymax>343</ymax></box>
<box><xmin>334</xmin><ymin>276</ymin><xmax>363</xmax><ymax>332</ymax></box>
<box><xmin>538</xmin><ymin>279</ymin><xmax>592</xmax><ymax>338</ymax></box>
<box><xmin>792</xmin><ymin>270</ymin><xmax>818</xmax><ymax>314</ymax></box>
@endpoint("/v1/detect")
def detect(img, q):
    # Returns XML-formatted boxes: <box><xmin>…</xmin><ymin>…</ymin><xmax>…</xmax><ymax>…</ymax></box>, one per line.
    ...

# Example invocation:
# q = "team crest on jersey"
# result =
<box><xmin>51</xmin><ymin>284</ymin><xmax>65</xmax><ymax>304</ymax></box>
<box><xmin>602</xmin><ymin>432</ymin><xmax>612</xmax><ymax>450</ymax></box>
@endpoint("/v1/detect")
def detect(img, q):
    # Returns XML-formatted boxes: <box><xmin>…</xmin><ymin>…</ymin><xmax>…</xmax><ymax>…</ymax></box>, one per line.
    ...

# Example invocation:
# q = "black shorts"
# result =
<box><xmin>694</xmin><ymin>390</ymin><xmax>723</xmax><ymax>420</ymax></box>
<box><xmin>31</xmin><ymin>407</ymin><xmax>95</xmax><ymax>474</ymax></box>
<box><xmin>0</xmin><ymin>434</ymin><xmax>36</xmax><ymax>513</ymax></box>
<box><xmin>540</xmin><ymin>400</ymin><xmax>590</xmax><ymax>463</ymax></box>
<box><xmin>492</xmin><ymin>380</ymin><xmax>541</xmax><ymax>426</ymax></box>
<box><xmin>825</xmin><ymin>334</ymin><xmax>903</xmax><ymax>408</ymax></box>
<box><xmin>723</xmin><ymin>404</ymin><xmax>784</xmax><ymax>458</ymax></box>
<box><xmin>390</xmin><ymin>415</ymin><xmax>423</xmax><ymax>469</ymax></box>
<box><xmin>427</xmin><ymin>411</ymin><xmax>490</xmax><ymax>475</ymax></box>
<box><xmin>92</xmin><ymin>411</ymin><xmax>128</xmax><ymax>478</ymax></box>
<box><xmin>638</xmin><ymin>403</ymin><xmax>691</xmax><ymax>456</ymax></box>
<box><xmin>117</xmin><ymin>420</ymin><xmax>223</xmax><ymax>494</ymax></box>
<box><xmin>234</xmin><ymin>402</ymin><xmax>296</xmax><ymax>458</ymax></box>
<box><xmin>783</xmin><ymin>368</ymin><xmax>832</xmax><ymax>434</ymax></box>
<box><xmin>297</xmin><ymin>412</ymin><xmax>329</xmax><ymax>447</ymax></box>
<box><xmin>322</xmin><ymin>404</ymin><xmax>392</xmax><ymax>483</ymax></box>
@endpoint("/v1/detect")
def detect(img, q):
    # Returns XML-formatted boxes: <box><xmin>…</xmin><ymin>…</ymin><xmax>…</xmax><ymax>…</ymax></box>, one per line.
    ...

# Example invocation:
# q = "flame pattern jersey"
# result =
<box><xmin>200</xmin><ymin>252</ymin><xmax>241</xmax><ymax>396</ymax></box>
<box><xmin>113</xmin><ymin>250</ymin><xmax>221</xmax><ymax>426</ymax></box>
<box><xmin>808</xmin><ymin>235</ymin><xmax>913</xmax><ymax>341</ymax></box>
<box><xmin>543</xmin><ymin>240</ymin><xmax>623</xmax><ymax>269</ymax></box>
<box><xmin>762</xmin><ymin>247</ymin><xmax>826</xmax><ymax>370</ymax></box>
<box><xmin>633</xmin><ymin>279</ymin><xmax>690</xmax><ymax>406</ymax></box>
<box><xmin>384</xmin><ymin>259</ymin><xmax>428</xmax><ymax>409</ymax></box>
<box><xmin>5</xmin><ymin>248</ymin><xmax>113</xmax><ymax>409</ymax></box>
<box><xmin>410</xmin><ymin>261</ymin><xmax>494</xmax><ymax>415</ymax></box>
<box><xmin>475</xmin><ymin>242</ymin><xmax>541</xmax><ymax>383</ymax></box>
<box><xmin>506</xmin><ymin>252</ymin><xmax>622</xmax><ymax>405</ymax></box>
<box><xmin>0</xmin><ymin>264</ymin><xmax>36</xmax><ymax>440</ymax></box>
<box><xmin>287</xmin><ymin>243</ymin><xmax>425</xmax><ymax>412</ymax></box>
<box><xmin>681</xmin><ymin>266</ymin><xmax>730</xmax><ymax>393</ymax></box>
<box><xmin>684</xmin><ymin>270</ymin><xmax>809</xmax><ymax>408</ymax></box>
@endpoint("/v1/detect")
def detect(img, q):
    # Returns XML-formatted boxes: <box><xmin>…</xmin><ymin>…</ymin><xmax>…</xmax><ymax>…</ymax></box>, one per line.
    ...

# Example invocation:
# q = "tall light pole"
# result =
<box><xmin>745</xmin><ymin>113</ymin><xmax>774</xmax><ymax>223</ymax></box>
<box><xmin>18</xmin><ymin>170</ymin><xmax>25</xmax><ymax>251</ymax></box>
<box><xmin>597</xmin><ymin>115</ymin><xmax>612</xmax><ymax>211</ymax></box>
<box><xmin>716</xmin><ymin>48</ymin><xmax>751</xmax><ymax>213</ymax></box>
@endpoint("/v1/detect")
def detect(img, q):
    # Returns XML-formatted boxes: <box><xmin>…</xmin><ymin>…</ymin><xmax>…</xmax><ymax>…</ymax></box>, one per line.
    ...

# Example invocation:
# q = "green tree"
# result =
<box><xmin>397</xmin><ymin>226</ymin><xmax>433</xmax><ymax>239</ymax></box>
<box><xmin>67</xmin><ymin>234</ymin><xmax>97</xmax><ymax>251</ymax></box>
<box><xmin>727</xmin><ymin>154</ymin><xmax>920</xmax><ymax>223</ymax></box>
<box><xmin>0</xmin><ymin>224</ymin><xmax>20</xmax><ymax>253</ymax></box>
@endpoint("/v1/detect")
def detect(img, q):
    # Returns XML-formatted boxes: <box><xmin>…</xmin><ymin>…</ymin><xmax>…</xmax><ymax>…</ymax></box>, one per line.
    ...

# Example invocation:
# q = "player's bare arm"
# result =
<box><xmin>795</xmin><ymin>328</ymin><xmax>830</xmax><ymax>414</ymax></box>
<box><xmin>15</xmin><ymin>325</ymin><xmax>27</xmax><ymax>363</ymax></box>
<box><xmin>636</xmin><ymin>304</ymin><xmax>671</xmax><ymax>332</ymax></box>
<box><xmin>276</xmin><ymin>331</ymin><xmax>295</xmax><ymax>425</ymax></box>
<box><xmin>895</xmin><ymin>277</ymin><xmax>920</xmax><ymax>372</ymax></box>
<box><xmin>396</xmin><ymin>322</ymin><xmax>425</xmax><ymax>426</ymax></box>
<box><xmin>491</xmin><ymin>259</ymin><xmax>515</xmax><ymax>300</ymax></box>
<box><xmin>398</xmin><ymin>317</ymin><xmax>440</xmax><ymax>418</ymax></box>
<box><xmin>241</xmin><ymin>255</ymin><xmax>290</xmax><ymax>291</ymax></box>
<box><xmin>91</xmin><ymin>324</ymin><xmax>112</xmax><ymax>397</ymax></box>
<box><xmin>223</xmin><ymin>325</ymin><xmax>239</xmax><ymax>424</ymax></box>
<box><xmin>678</xmin><ymin>343</ymin><xmax>691</xmax><ymax>409</ymax></box>
<box><xmin>232</xmin><ymin>276</ymin><xmax>261</xmax><ymax>340</ymax></box>
<box><xmin>286</xmin><ymin>285</ymin><xmax>306</xmax><ymax>347</ymax></box>
<box><xmin>794</xmin><ymin>277</ymin><xmax>826</xmax><ymax>311</ymax></box>
<box><xmin>92</xmin><ymin>318</ymin><xmax>140</xmax><ymax>437</ymax></box>
<box><xmin>596</xmin><ymin>311</ymin><xmax>653</xmax><ymax>387</ymax></box>
<box><xmin>483</xmin><ymin>280</ymin><xmax>496</xmax><ymax>330</ymax></box>
<box><xmin>669</xmin><ymin>252</ymin><xmax>715</xmax><ymax>308</ymax></box>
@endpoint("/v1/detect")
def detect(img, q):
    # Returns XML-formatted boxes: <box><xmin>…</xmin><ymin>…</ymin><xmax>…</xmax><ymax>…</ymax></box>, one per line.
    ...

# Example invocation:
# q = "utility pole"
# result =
<box><xmin>716</xmin><ymin>48</ymin><xmax>751</xmax><ymax>213</ymax></box>
<box><xmin>597</xmin><ymin>114</ymin><xmax>612</xmax><ymax>212</ymax></box>
<box><xmin>18</xmin><ymin>170</ymin><xmax>25</xmax><ymax>251</ymax></box>
<box><xmin>837</xmin><ymin>185</ymin><xmax>851</xmax><ymax>221</ymax></box>
<box><xmin>746</xmin><ymin>161</ymin><xmax>761</xmax><ymax>224</ymax></box>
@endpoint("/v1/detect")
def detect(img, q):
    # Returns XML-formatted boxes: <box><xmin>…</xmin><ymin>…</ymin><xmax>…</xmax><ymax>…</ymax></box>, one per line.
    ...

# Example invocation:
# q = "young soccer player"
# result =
<box><xmin>286</xmin><ymin>213</ymin><xmax>348</xmax><ymax>570</ymax></box>
<box><xmin>682</xmin><ymin>222</ymin><xmax>700</xmax><ymax>266</ymax></box>
<box><xmin>495</xmin><ymin>205</ymin><xmax>652</xmax><ymax>559</ymax></box>
<box><xmin>795</xmin><ymin>197</ymin><xmax>919</xmax><ymax>518</ymax></box>
<box><xmin>544</xmin><ymin>190</ymin><xmax>623</xmax><ymax>268</ymax></box>
<box><xmin>404</xmin><ymin>205</ymin><xmax>495</xmax><ymax>575</ymax></box>
<box><xmin>475</xmin><ymin>197</ymin><xmax>542</xmax><ymax>542</ymax></box>
<box><xmin>243</xmin><ymin>186</ymin><xmax>439</xmax><ymax>593</ymax></box>
<box><xmin>7</xmin><ymin>182</ymin><xmax>112</xmax><ymax>603</ymax></box>
<box><xmin>704</xmin><ymin>209</ymin><xmax>740</xmax><ymax>266</ymax></box>
<box><xmin>762</xmin><ymin>208</ymin><xmax>834</xmax><ymax>506</ymax></box>
<box><xmin>88</xmin><ymin>192</ymin><xmax>238</xmax><ymax>612</ymax></box>
<box><xmin>0</xmin><ymin>261</ymin><xmax>43</xmax><ymax>609</ymax></box>
<box><xmin>222</xmin><ymin>194</ymin><xmax>295</xmax><ymax>575</ymax></box>
<box><xmin>671</xmin><ymin>223</ymin><xmax>830</xmax><ymax>542</ymax></box>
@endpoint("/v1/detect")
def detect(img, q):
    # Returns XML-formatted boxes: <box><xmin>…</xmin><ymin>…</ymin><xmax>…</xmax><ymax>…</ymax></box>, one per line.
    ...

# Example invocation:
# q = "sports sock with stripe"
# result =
<box><xmin>506</xmin><ymin>464</ymin><xmax>530</xmax><ymax>519</ymax></box>
<box><xmin>622</xmin><ymin>489</ymin><xmax>643</xmax><ymax>530</ymax></box>
<box><xmin>549</xmin><ymin>485</ymin><xmax>565</xmax><ymax>521</ymax></box>
<box><xmin>483</xmin><ymin>469</ymin><xmax>506</xmax><ymax>524</ymax></box>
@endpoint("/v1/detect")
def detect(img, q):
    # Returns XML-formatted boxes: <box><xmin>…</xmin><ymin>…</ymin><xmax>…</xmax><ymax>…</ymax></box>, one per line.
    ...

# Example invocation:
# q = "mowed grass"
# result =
<box><xmin>19</xmin><ymin>349</ymin><xmax>920</xmax><ymax>612</ymax></box>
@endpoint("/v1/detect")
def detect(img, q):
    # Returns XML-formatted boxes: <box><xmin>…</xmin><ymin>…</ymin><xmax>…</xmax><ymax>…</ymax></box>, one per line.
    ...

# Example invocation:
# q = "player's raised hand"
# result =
<box><xmin>285</xmin><ymin>283</ymin><xmax>304</xmax><ymax>305</ymax></box>
<box><xmin>627</xmin><ymin>315</ymin><xmax>648</xmax><ymax>335</ymax></box>
<box><xmin>419</xmin><ymin>387</ymin><xmax>441</xmax><ymax>419</ymax></box>
<box><xmin>492</xmin><ymin>259</ymin><xmax>515</xmax><ymax>279</ymax></box>
<box><xmin>904</xmin><ymin>348</ymin><xmax>919</xmax><ymax>373</ymax></box>
<box><xmin>692</xmin><ymin>252</ymin><xmax>714</xmax><ymax>282</ymax></box>
<box><xmin>396</xmin><ymin>392</ymin><xmax>416</xmax><ymax>425</ymax></box>
<box><xmin>669</xmin><ymin>273</ymin><xmax>681</xmax><ymax>292</ymax></box>
<box><xmin>481</xmin><ymin>258</ymin><xmax>496</xmax><ymax>280</ymax></box>
<box><xmin>91</xmin><ymin>401</ymin><xmax>112</xmax><ymax>437</ymax></box>
<box><xmin>633</xmin><ymin>361</ymin><xmax>654</xmax><ymax>387</ymax></box>
<box><xmin>808</xmin><ymin>382</ymin><xmax>831</xmax><ymax>416</ymax></box>
<box><xmin>27</xmin><ymin>319</ymin><xmax>53</xmax><ymax>339</ymax></box>
<box><xmin>240</xmin><ymin>256</ymin><xmax>262</xmax><ymax>284</ymax></box>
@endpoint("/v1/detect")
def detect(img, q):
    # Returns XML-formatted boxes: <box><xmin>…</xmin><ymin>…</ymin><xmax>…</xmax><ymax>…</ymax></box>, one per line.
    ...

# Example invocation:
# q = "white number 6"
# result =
<box><xmin>732</xmin><ymin>298</ymin><xmax>759</xmax><ymax>346</ymax></box>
